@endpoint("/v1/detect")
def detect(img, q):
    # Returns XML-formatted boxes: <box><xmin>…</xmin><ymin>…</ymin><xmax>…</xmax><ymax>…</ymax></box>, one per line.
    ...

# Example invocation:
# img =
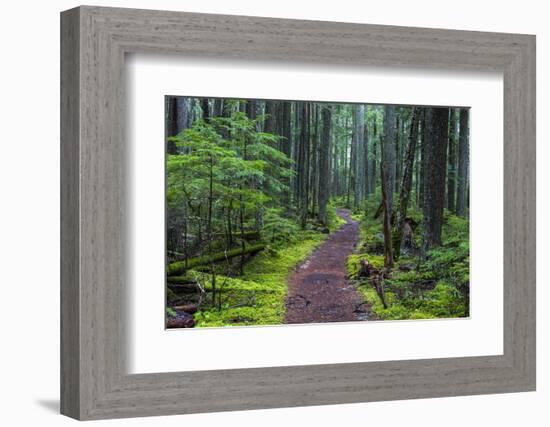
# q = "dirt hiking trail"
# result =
<box><xmin>284</xmin><ymin>209</ymin><xmax>371</xmax><ymax>324</ymax></box>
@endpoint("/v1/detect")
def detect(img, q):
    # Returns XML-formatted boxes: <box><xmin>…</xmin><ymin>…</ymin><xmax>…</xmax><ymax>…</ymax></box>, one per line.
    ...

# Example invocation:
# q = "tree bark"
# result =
<box><xmin>380</xmin><ymin>162</ymin><xmax>394</xmax><ymax>268</ymax></box>
<box><xmin>310</xmin><ymin>104</ymin><xmax>319</xmax><ymax>218</ymax></box>
<box><xmin>297</xmin><ymin>102</ymin><xmax>310</xmax><ymax>227</ymax></box>
<box><xmin>279</xmin><ymin>101</ymin><xmax>293</xmax><ymax>205</ymax></box>
<box><xmin>201</xmin><ymin>98</ymin><xmax>210</xmax><ymax>120</ymax></box>
<box><xmin>264</xmin><ymin>101</ymin><xmax>279</xmax><ymax>135</ymax></box>
<box><xmin>318</xmin><ymin>106</ymin><xmax>332</xmax><ymax>225</ymax></box>
<box><xmin>422</xmin><ymin>107</ymin><xmax>449</xmax><ymax>254</ymax></box>
<box><xmin>418</xmin><ymin>110</ymin><xmax>427</xmax><ymax>208</ymax></box>
<box><xmin>382</xmin><ymin>105</ymin><xmax>396</xmax><ymax>216</ymax></box>
<box><xmin>370</xmin><ymin>118</ymin><xmax>378</xmax><ymax>196</ymax></box>
<box><xmin>395</xmin><ymin>114</ymin><xmax>402</xmax><ymax>194</ymax></box>
<box><xmin>447</xmin><ymin>108</ymin><xmax>459</xmax><ymax>212</ymax></box>
<box><xmin>456</xmin><ymin>108</ymin><xmax>470</xmax><ymax>217</ymax></box>
<box><xmin>280</xmin><ymin>102</ymin><xmax>292</xmax><ymax>156</ymax></box>
<box><xmin>176</xmin><ymin>97</ymin><xmax>189</xmax><ymax>132</ymax></box>
<box><xmin>213</xmin><ymin>98</ymin><xmax>223</xmax><ymax>117</ymax></box>
<box><xmin>166</xmin><ymin>96</ymin><xmax>179</xmax><ymax>154</ymax></box>
<box><xmin>392</xmin><ymin>107</ymin><xmax>420</xmax><ymax>258</ymax></box>
<box><xmin>363</xmin><ymin>113</ymin><xmax>371</xmax><ymax>195</ymax></box>
<box><xmin>354</xmin><ymin>104</ymin><xmax>365</xmax><ymax>207</ymax></box>
<box><xmin>347</xmin><ymin>110</ymin><xmax>355</xmax><ymax>208</ymax></box>
<box><xmin>246</xmin><ymin>99</ymin><xmax>257</xmax><ymax>122</ymax></box>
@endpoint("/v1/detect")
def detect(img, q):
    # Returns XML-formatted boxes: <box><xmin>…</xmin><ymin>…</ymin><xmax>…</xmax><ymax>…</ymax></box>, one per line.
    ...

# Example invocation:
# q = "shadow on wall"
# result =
<box><xmin>35</xmin><ymin>399</ymin><xmax>59</xmax><ymax>414</ymax></box>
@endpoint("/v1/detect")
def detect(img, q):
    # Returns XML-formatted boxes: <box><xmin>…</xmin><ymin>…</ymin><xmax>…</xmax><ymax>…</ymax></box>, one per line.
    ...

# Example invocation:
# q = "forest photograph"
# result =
<box><xmin>165</xmin><ymin>96</ymin><xmax>470</xmax><ymax>329</ymax></box>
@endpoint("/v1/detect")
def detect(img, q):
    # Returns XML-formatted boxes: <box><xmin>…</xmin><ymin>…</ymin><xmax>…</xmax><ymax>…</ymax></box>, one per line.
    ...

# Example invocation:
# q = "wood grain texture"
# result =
<box><xmin>60</xmin><ymin>5</ymin><xmax>536</xmax><ymax>420</ymax></box>
<box><xmin>60</xmin><ymin>7</ymin><xmax>80</xmax><ymax>419</ymax></box>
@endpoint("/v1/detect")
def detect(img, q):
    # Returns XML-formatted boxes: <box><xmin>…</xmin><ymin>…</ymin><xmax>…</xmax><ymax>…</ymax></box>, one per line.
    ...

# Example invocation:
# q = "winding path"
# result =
<box><xmin>284</xmin><ymin>209</ymin><xmax>370</xmax><ymax>324</ymax></box>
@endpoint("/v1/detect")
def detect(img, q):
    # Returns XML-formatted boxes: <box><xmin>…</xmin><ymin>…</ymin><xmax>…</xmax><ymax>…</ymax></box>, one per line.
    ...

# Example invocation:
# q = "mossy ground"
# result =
<box><xmin>166</xmin><ymin>200</ymin><xmax>349</xmax><ymax>327</ymax></box>
<box><xmin>185</xmin><ymin>204</ymin><xmax>350</xmax><ymax>327</ymax></box>
<box><xmin>343</xmin><ymin>193</ymin><xmax>469</xmax><ymax>321</ymax></box>
<box><xmin>191</xmin><ymin>233</ymin><xmax>325</xmax><ymax>327</ymax></box>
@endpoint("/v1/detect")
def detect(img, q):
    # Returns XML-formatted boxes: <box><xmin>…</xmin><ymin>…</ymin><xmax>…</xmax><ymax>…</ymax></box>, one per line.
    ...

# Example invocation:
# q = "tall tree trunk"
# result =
<box><xmin>281</xmin><ymin>102</ymin><xmax>292</xmax><ymax>157</ymax></box>
<box><xmin>395</xmin><ymin>114</ymin><xmax>402</xmax><ymax>194</ymax></box>
<box><xmin>213</xmin><ymin>98</ymin><xmax>223</xmax><ymax>117</ymax></box>
<box><xmin>456</xmin><ymin>108</ymin><xmax>470</xmax><ymax>217</ymax></box>
<box><xmin>418</xmin><ymin>110</ymin><xmax>427</xmax><ymax>208</ymax></box>
<box><xmin>370</xmin><ymin>118</ymin><xmax>378</xmax><ymax>196</ymax></box>
<box><xmin>166</xmin><ymin>96</ymin><xmax>179</xmax><ymax>154</ymax></box>
<box><xmin>347</xmin><ymin>111</ymin><xmax>355</xmax><ymax>208</ymax></box>
<box><xmin>392</xmin><ymin>107</ymin><xmax>420</xmax><ymax>258</ymax></box>
<box><xmin>292</xmin><ymin>102</ymin><xmax>300</xmax><ymax>205</ymax></box>
<box><xmin>246</xmin><ymin>99</ymin><xmax>257</xmax><ymax>121</ymax></box>
<box><xmin>380</xmin><ymin>162</ymin><xmax>394</xmax><ymax>268</ymax></box>
<box><xmin>201</xmin><ymin>98</ymin><xmax>210</xmax><ymax>120</ymax></box>
<box><xmin>422</xmin><ymin>107</ymin><xmax>449</xmax><ymax>254</ymax></box>
<box><xmin>354</xmin><ymin>105</ymin><xmax>365</xmax><ymax>207</ymax></box>
<box><xmin>447</xmin><ymin>108</ymin><xmax>459</xmax><ymax>212</ymax></box>
<box><xmin>363</xmin><ymin>112</ymin><xmax>370</xmax><ymax>196</ymax></box>
<box><xmin>280</xmin><ymin>101</ymin><xmax>293</xmax><ymax>206</ymax></box>
<box><xmin>248</xmin><ymin>99</ymin><xmax>263</xmax><ymax>229</ymax></box>
<box><xmin>318</xmin><ymin>106</ymin><xmax>332</xmax><ymax>225</ymax></box>
<box><xmin>382</xmin><ymin>105</ymin><xmax>396</xmax><ymax>216</ymax></box>
<box><xmin>176</xmin><ymin>97</ymin><xmax>189</xmax><ymax>133</ymax></box>
<box><xmin>310</xmin><ymin>104</ymin><xmax>319</xmax><ymax>218</ymax></box>
<box><xmin>297</xmin><ymin>102</ymin><xmax>310</xmax><ymax>228</ymax></box>
<box><xmin>414</xmin><ymin>128</ymin><xmax>421</xmax><ymax>206</ymax></box>
<box><xmin>330</xmin><ymin>116</ymin><xmax>338</xmax><ymax>197</ymax></box>
<box><xmin>264</xmin><ymin>101</ymin><xmax>278</xmax><ymax>135</ymax></box>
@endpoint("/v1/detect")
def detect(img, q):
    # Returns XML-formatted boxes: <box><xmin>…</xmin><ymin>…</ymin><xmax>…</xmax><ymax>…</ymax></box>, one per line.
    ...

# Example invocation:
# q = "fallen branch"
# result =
<box><xmin>372</xmin><ymin>274</ymin><xmax>388</xmax><ymax>309</ymax></box>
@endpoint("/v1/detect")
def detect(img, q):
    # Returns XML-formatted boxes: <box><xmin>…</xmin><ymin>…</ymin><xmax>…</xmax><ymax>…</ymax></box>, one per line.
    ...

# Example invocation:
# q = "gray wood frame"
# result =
<box><xmin>60</xmin><ymin>5</ymin><xmax>536</xmax><ymax>420</ymax></box>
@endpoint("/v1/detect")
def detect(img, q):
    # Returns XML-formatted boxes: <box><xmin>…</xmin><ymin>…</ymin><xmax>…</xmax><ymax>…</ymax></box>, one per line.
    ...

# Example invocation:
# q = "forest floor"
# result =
<box><xmin>284</xmin><ymin>209</ymin><xmax>372</xmax><ymax>324</ymax></box>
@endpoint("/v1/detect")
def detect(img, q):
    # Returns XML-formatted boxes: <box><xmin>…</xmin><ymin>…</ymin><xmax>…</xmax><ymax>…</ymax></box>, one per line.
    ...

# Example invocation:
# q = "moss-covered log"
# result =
<box><xmin>167</xmin><ymin>274</ymin><xmax>195</xmax><ymax>284</ymax></box>
<box><xmin>167</xmin><ymin>282</ymin><xmax>235</xmax><ymax>294</ymax></box>
<box><xmin>167</xmin><ymin>282</ymin><xmax>207</xmax><ymax>294</ymax></box>
<box><xmin>167</xmin><ymin>244</ymin><xmax>265</xmax><ymax>276</ymax></box>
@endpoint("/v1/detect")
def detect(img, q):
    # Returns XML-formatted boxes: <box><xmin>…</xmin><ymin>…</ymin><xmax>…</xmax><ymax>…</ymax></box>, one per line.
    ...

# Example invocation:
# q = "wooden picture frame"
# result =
<box><xmin>60</xmin><ymin>5</ymin><xmax>536</xmax><ymax>420</ymax></box>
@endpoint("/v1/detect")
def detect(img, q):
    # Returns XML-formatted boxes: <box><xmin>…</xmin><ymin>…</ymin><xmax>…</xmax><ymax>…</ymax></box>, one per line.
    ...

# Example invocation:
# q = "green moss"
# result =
<box><xmin>329</xmin><ymin>213</ymin><xmax>347</xmax><ymax>232</ymax></box>
<box><xmin>167</xmin><ymin>244</ymin><xmax>265</xmax><ymax>276</ymax></box>
<box><xmin>193</xmin><ymin>232</ymin><xmax>325</xmax><ymax>327</ymax></box>
<box><xmin>347</xmin><ymin>196</ymin><xmax>469</xmax><ymax>321</ymax></box>
<box><xmin>356</xmin><ymin>276</ymin><xmax>467</xmax><ymax>321</ymax></box>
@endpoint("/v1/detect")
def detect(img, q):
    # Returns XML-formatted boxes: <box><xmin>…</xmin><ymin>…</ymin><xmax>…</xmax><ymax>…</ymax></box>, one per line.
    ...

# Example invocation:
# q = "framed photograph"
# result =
<box><xmin>163</xmin><ymin>96</ymin><xmax>471</xmax><ymax>329</ymax></box>
<box><xmin>61</xmin><ymin>5</ymin><xmax>536</xmax><ymax>420</ymax></box>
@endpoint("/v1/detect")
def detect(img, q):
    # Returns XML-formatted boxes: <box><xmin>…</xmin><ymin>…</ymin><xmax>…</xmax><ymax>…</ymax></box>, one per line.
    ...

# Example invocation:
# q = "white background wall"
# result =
<box><xmin>0</xmin><ymin>0</ymin><xmax>547</xmax><ymax>425</ymax></box>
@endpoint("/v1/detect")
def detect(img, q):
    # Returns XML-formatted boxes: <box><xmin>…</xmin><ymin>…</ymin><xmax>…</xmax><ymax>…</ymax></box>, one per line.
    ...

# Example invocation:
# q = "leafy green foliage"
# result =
<box><xmin>262</xmin><ymin>208</ymin><xmax>301</xmax><ymax>246</ymax></box>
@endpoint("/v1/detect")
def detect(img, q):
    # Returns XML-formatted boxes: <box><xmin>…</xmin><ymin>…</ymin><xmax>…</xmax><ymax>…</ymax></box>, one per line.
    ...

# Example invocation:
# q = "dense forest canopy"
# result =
<box><xmin>165</xmin><ymin>96</ymin><xmax>470</xmax><ymax>328</ymax></box>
